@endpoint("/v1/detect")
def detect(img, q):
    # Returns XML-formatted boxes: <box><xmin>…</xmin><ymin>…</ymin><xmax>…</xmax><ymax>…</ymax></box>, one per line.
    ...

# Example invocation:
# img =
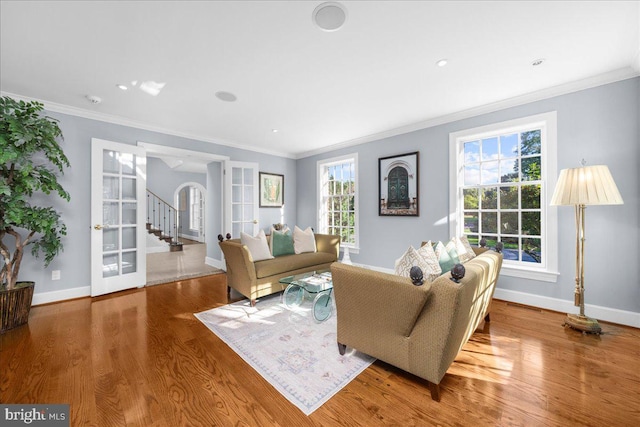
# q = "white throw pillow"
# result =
<box><xmin>454</xmin><ymin>235</ymin><xmax>476</xmax><ymax>263</ymax></box>
<box><xmin>293</xmin><ymin>226</ymin><xmax>317</xmax><ymax>254</ymax></box>
<box><xmin>416</xmin><ymin>243</ymin><xmax>443</xmax><ymax>282</ymax></box>
<box><xmin>240</xmin><ymin>229</ymin><xmax>274</xmax><ymax>262</ymax></box>
<box><xmin>395</xmin><ymin>246</ymin><xmax>440</xmax><ymax>282</ymax></box>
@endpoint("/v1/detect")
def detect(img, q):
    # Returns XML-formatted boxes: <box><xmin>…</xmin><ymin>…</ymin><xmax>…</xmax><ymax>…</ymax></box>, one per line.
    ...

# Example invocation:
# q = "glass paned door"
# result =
<box><xmin>225</xmin><ymin>161</ymin><xmax>258</xmax><ymax>238</ymax></box>
<box><xmin>91</xmin><ymin>139</ymin><xmax>146</xmax><ymax>296</ymax></box>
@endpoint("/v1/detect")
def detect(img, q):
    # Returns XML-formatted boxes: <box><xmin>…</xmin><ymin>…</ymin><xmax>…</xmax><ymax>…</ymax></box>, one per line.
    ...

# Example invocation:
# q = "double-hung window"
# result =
<box><xmin>317</xmin><ymin>154</ymin><xmax>359</xmax><ymax>252</ymax></box>
<box><xmin>449</xmin><ymin>112</ymin><xmax>558</xmax><ymax>282</ymax></box>
<box><xmin>189</xmin><ymin>186</ymin><xmax>201</xmax><ymax>232</ymax></box>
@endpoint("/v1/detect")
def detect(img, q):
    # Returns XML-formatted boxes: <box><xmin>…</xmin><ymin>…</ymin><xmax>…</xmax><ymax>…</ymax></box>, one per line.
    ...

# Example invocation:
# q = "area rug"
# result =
<box><xmin>194</xmin><ymin>295</ymin><xmax>375</xmax><ymax>415</ymax></box>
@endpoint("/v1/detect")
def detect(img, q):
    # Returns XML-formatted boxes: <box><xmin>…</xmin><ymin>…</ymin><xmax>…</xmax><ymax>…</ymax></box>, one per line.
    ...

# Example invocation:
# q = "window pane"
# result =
<box><xmin>482</xmin><ymin>187</ymin><xmax>497</xmax><ymax>209</ymax></box>
<box><xmin>467</xmin><ymin>235</ymin><xmax>479</xmax><ymax>246</ymax></box>
<box><xmin>464</xmin><ymin>165</ymin><xmax>480</xmax><ymax>185</ymax></box>
<box><xmin>521</xmin><ymin>184</ymin><xmax>541</xmax><ymax>209</ymax></box>
<box><xmin>501</xmin><ymin>212</ymin><xmax>518</xmax><ymax>234</ymax></box>
<box><xmin>103</xmin><ymin>150</ymin><xmax>119</xmax><ymax>173</ymax></box>
<box><xmin>122</xmin><ymin>252</ymin><xmax>137</xmax><ymax>275</ymax></box>
<box><xmin>521</xmin><ymin>156</ymin><xmax>541</xmax><ymax>181</ymax></box>
<box><xmin>463</xmin><ymin>188</ymin><xmax>478</xmax><ymax>209</ymax></box>
<box><xmin>522</xmin><ymin>238</ymin><xmax>542</xmax><ymax>263</ymax></box>
<box><xmin>500</xmin><ymin>186</ymin><xmax>518</xmax><ymax>209</ymax></box>
<box><xmin>501</xmin><ymin>237</ymin><xmax>519</xmax><ymax>261</ymax></box>
<box><xmin>464</xmin><ymin>141</ymin><xmax>480</xmax><ymax>163</ymax></box>
<box><xmin>500</xmin><ymin>134</ymin><xmax>518</xmax><ymax>158</ymax></box>
<box><xmin>482</xmin><ymin>137</ymin><xmax>499</xmax><ymax>161</ymax></box>
<box><xmin>481</xmin><ymin>161</ymin><xmax>499</xmax><ymax>184</ymax></box>
<box><xmin>103</xmin><ymin>177</ymin><xmax>119</xmax><ymax>199</ymax></box>
<box><xmin>482</xmin><ymin>212</ymin><xmax>497</xmax><ymax>233</ymax></box>
<box><xmin>121</xmin><ymin>153</ymin><xmax>135</xmax><ymax>176</ymax></box>
<box><xmin>522</xmin><ymin>212</ymin><xmax>541</xmax><ymax>236</ymax></box>
<box><xmin>464</xmin><ymin>212</ymin><xmax>478</xmax><ymax>233</ymax></box>
<box><xmin>500</xmin><ymin>159</ymin><xmax>519</xmax><ymax>182</ymax></box>
<box><xmin>521</xmin><ymin>130</ymin><xmax>541</xmax><ymax>155</ymax></box>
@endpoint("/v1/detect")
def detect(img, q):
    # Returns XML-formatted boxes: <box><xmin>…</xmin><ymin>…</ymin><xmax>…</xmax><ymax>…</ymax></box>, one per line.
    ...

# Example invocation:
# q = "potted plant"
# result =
<box><xmin>0</xmin><ymin>96</ymin><xmax>70</xmax><ymax>333</ymax></box>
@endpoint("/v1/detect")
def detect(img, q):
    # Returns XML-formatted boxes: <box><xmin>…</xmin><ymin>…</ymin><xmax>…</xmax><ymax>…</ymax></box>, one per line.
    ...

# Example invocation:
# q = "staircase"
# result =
<box><xmin>147</xmin><ymin>189</ymin><xmax>183</xmax><ymax>252</ymax></box>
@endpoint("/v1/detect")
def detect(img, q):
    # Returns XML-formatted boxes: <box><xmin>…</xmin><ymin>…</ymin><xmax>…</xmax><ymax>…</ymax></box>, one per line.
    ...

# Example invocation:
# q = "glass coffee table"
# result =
<box><xmin>279</xmin><ymin>270</ymin><xmax>333</xmax><ymax>322</ymax></box>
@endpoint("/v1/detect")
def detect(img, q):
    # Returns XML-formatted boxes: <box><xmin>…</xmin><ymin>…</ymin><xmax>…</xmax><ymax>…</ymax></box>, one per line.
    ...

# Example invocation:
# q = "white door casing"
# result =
<box><xmin>91</xmin><ymin>138</ymin><xmax>147</xmax><ymax>296</ymax></box>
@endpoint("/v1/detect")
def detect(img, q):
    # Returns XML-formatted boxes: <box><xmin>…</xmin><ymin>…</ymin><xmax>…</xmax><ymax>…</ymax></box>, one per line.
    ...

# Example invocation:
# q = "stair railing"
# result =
<box><xmin>146</xmin><ymin>189</ymin><xmax>182</xmax><ymax>246</ymax></box>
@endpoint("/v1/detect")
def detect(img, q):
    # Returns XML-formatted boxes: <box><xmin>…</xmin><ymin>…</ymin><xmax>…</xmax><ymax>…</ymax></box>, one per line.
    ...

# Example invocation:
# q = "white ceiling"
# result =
<box><xmin>1</xmin><ymin>1</ymin><xmax>639</xmax><ymax>159</ymax></box>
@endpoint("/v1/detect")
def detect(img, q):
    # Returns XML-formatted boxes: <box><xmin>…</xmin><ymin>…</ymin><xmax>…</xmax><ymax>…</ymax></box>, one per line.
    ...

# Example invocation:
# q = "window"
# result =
<box><xmin>317</xmin><ymin>154</ymin><xmax>358</xmax><ymax>251</ymax></box>
<box><xmin>189</xmin><ymin>186</ymin><xmax>201</xmax><ymax>232</ymax></box>
<box><xmin>449</xmin><ymin>112</ymin><xmax>558</xmax><ymax>282</ymax></box>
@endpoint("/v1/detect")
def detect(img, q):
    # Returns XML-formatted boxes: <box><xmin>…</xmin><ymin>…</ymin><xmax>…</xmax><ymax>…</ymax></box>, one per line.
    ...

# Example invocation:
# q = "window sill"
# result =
<box><xmin>501</xmin><ymin>264</ymin><xmax>559</xmax><ymax>283</ymax></box>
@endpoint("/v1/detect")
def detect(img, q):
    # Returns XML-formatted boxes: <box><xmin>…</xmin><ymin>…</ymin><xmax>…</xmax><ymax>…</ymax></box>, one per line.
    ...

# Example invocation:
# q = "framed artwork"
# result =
<box><xmin>259</xmin><ymin>172</ymin><xmax>284</xmax><ymax>208</ymax></box>
<box><xmin>378</xmin><ymin>151</ymin><xmax>419</xmax><ymax>216</ymax></box>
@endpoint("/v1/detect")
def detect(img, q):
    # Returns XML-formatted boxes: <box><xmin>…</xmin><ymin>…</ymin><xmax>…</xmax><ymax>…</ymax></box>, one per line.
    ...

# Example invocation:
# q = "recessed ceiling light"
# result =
<box><xmin>436</xmin><ymin>59</ymin><xmax>448</xmax><ymax>67</ymax></box>
<box><xmin>532</xmin><ymin>58</ymin><xmax>545</xmax><ymax>67</ymax></box>
<box><xmin>313</xmin><ymin>2</ymin><xmax>347</xmax><ymax>32</ymax></box>
<box><xmin>215</xmin><ymin>91</ymin><xmax>237</xmax><ymax>102</ymax></box>
<box><xmin>116</xmin><ymin>84</ymin><xmax>128</xmax><ymax>91</ymax></box>
<box><xmin>272</xmin><ymin>129</ymin><xmax>279</xmax><ymax>133</ymax></box>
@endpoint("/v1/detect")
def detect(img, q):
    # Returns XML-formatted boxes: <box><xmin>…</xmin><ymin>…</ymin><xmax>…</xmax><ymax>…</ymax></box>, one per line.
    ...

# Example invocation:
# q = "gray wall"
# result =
<box><xmin>17</xmin><ymin>111</ymin><xmax>297</xmax><ymax>296</ymax></box>
<box><xmin>297</xmin><ymin>77</ymin><xmax>639</xmax><ymax>314</ymax></box>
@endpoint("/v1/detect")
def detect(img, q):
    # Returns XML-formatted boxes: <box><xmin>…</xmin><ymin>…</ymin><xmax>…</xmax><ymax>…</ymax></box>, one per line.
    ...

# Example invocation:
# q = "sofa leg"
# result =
<box><xmin>337</xmin><ymin>342</ymin><xmax>346</xmax><ymax>355</ymax></box>
<box><xmin>428</xmin><ymin>382</ymin><xmax>441</xmax><ymax>402</ymax></box>
<box><xmin>250</xmin><ymin>299</ymin><xmax>256</xmax><ymax>307</ymax></box>
<box><xmin>226</xmin><ymin>286</ymin><xmax>231</xmax><ymax>298</ymax></box>
<box><xmin>484</xmin><ymin>313</ymin><xmax>491</xmax><ymax>322</ymax></box>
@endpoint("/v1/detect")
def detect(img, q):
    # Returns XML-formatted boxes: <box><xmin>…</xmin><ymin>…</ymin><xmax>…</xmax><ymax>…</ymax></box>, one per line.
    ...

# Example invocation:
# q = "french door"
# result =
<box><xmin>225</xmin><ymin>161</ymin><xmax>259</xmax><ymax>238</ymax></box>
<box><xmin>91</xmin><ymin>138</ymin><xmax>147</xmax><ymax>296</ymax></box>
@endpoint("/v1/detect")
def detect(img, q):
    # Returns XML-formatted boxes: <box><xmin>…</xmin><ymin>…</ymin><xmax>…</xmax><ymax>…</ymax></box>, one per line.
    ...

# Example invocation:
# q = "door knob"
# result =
<box><xmin>94</xmin><ymin>224</ymin><xmax>107</xmax><ymax>230</ymax></box>
<box><xmin>252</xmin><ymin>220</ymin><xmax>258</xmax><ymax>224</ymax></box>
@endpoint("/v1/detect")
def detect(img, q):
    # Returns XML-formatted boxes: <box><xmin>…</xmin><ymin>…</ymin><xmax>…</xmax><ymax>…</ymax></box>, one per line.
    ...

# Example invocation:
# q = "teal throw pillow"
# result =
<box><xmin>445</xmin><ymin>240</ymin><xmax>461</xmax><ymax>265</ymax></box>
<box><xmin>272</xmin><ymin>229</ymin><xmax>295</xmax><ymax>257</ymax></box>
<box><xmin>434</xmin><ymin>241</ymin><xmax>456</xmax><ymax>273</ymax></box>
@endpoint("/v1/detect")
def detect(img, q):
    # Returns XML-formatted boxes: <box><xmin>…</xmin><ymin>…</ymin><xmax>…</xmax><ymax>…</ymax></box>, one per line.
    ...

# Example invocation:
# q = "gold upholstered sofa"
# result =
<box><xmin>219</xmin><ymin>233</ymin><xmax>340</xmax><ymax>306</ymax></box>
<box><xmin>330</xmin><ymin>247</ymin><xmax>503</xmax><ymax>401</ymax></box>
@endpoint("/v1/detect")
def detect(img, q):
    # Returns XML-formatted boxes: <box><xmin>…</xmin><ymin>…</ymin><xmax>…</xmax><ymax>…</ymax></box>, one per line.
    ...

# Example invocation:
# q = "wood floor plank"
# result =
<box><xmin>1</xmin><ymin>273</ymin><xmax>639</xmax><ymax>426</ymax></box>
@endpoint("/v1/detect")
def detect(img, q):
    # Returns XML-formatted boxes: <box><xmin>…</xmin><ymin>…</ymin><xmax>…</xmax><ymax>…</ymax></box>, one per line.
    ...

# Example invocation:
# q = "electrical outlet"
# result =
<box><xmin>51</xmin><ymin>270</ymin><xmax>61</xmax><ymax>280</ymax></box>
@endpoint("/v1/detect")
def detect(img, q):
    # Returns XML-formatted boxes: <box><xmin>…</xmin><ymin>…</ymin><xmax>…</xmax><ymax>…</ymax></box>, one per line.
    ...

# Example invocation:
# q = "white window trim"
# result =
<box><xmin>317</xmin><ymin>153</ymin><xmax>360</xmax><ymax>253</ymax></box>
<box><xmin>449</xmin><ymin>112</ymin><xmax>559</xmax><ymax>282</ymax></box>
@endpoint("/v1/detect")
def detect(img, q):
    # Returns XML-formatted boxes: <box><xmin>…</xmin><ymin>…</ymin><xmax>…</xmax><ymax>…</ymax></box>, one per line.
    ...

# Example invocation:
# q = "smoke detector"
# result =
<box><xmin>313</xmin><ymin>2</ymin><xmax>347</xmax><ymax>32</ymax></box>
<box><xmin>85</xmin><ymin>95</ymin><xmax>102</xmax><ymax>104</ymax></box>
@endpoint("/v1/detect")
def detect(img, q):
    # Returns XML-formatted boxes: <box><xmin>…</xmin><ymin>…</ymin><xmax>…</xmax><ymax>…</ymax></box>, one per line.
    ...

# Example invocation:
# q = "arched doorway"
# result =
<box><xmin>175</xmin><ymin>182</ymin><xmax>206</xmax><ymax>243</ymax></box>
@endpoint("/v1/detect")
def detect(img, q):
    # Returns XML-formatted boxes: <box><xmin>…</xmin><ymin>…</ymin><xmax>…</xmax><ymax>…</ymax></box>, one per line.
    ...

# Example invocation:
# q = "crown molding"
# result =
<box><xmin>3</xmin><ymin>67</ymin><xmax>638</xmax><ymax>162</ymax></box>
<box><xmin>0</xmin><ymin>91</ymin><xmax>297</xmax><ymax>159</ymax></box>
<box><xmin>295</xmin><ymin>67</ymin><xmax>640</xmax><ymax>159</ymax></box>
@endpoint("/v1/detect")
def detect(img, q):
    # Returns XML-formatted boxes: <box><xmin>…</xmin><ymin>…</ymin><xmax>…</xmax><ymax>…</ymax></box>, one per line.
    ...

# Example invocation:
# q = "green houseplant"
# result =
<box><xmin>0</xmin><ymin>96</ymin><xmax>70</xmax><ymax>333</ymax></box>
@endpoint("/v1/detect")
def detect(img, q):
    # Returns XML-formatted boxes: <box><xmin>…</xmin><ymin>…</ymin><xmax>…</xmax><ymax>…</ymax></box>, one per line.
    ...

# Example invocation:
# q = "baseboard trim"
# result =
<box><xmin>32</xmin><ymin>286</ymin><xmax>91</xmax><ymax>306</ymax></box>
<box><xmin>493</xmin><ymin>288</ymin><xmax>640</xmax><ymax>329</ymax></box>
<box><xmin>206</xmin><ymin>257</ymin><xmax>225</xmax><ymax>270</ymax></box>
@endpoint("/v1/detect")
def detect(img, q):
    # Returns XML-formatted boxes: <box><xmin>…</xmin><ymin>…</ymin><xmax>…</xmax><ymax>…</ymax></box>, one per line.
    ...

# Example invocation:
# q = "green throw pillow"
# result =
<box><xmin>272</xmin><ymin>229</ymin><xmax>295</xmax><ymax>257</ymax></box>
<box><xmin>434</xmin><ymin>241</ymin><xmax>456</xmax><ymax>273</ymax></box>
<box><xmin>445</xmin><ymin>240</ymin><xmax>461</xmax><ymax>265</ymax></box>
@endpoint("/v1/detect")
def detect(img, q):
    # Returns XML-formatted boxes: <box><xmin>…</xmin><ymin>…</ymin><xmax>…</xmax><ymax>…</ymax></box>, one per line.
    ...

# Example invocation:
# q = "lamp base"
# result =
<box><xmin>564</xmin><ymin>313</ymin><xmax>602</xmax><ymax>334</ymax></box>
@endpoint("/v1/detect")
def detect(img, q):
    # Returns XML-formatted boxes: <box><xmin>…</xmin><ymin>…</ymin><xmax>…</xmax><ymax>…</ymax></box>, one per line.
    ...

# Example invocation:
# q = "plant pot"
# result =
<box><xmin>0</xmin><ymin>281</ymin><xmax>35</xmax><ymax>334</ymax></box>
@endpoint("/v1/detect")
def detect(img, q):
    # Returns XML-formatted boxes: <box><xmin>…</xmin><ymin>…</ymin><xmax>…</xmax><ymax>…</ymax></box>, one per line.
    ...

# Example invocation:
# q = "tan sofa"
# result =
<box><xmin>219</xmin><ymin>233</ymin><xmax>340</xmax><ymax>306</ymax></box>
<box><xmin>330</xmin><ymin>247</ymin><xmax>502</xmax><ymax>401</ymax></box>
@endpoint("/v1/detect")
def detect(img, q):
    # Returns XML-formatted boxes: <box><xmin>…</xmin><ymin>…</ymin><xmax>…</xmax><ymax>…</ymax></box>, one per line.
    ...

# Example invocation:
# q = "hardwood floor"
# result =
<box><xmin>1</xmin><ymin>274</ymin><xmax>639</xmax><ymax>426</ymax></box>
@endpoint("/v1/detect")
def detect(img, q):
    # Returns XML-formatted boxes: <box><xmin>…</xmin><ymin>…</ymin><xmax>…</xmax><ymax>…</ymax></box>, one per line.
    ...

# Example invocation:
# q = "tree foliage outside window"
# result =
<box><xmin>461</xmin><ymin>129</ymin><xmax>543</xmax><ymax>264</ymax></box>
<box><xmin>318</xmin><ymin>157</ymin><xmax>357</xmax><ymax>247</ymax></box>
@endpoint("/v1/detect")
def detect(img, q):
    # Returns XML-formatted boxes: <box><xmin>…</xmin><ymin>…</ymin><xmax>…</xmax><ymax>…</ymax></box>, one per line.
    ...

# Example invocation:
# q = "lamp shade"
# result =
<box><xmin>550</xmin><ymin>165</ymin><xmax>623</xmax><ymax>206</ymax></box>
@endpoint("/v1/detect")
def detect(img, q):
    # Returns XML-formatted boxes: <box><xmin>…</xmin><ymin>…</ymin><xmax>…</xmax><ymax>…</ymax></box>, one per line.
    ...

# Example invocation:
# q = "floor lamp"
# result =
<box><xmin>550</xmin><ymin>163</ymin><xmax>623</xmax><ymax>334</ymax></box>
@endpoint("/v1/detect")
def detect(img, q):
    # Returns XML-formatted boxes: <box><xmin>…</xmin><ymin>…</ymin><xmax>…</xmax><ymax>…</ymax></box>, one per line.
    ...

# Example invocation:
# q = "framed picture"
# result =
<box><xmin>259</xmin><ymin>172</ymin><xmax>284</xmax><ymax>208</ymax></box>
<box><xmin>378</xmin><ymin>151</ymin><xmax>419</xmax><ymax>216</ymax></box>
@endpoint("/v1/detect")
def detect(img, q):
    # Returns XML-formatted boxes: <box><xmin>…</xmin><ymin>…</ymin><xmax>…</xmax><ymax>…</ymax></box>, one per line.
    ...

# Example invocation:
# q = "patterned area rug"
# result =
<box><xmin>194</xmin><ymin>295</ymin><xmax>375</xmax><ymax>415</ymax></box>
